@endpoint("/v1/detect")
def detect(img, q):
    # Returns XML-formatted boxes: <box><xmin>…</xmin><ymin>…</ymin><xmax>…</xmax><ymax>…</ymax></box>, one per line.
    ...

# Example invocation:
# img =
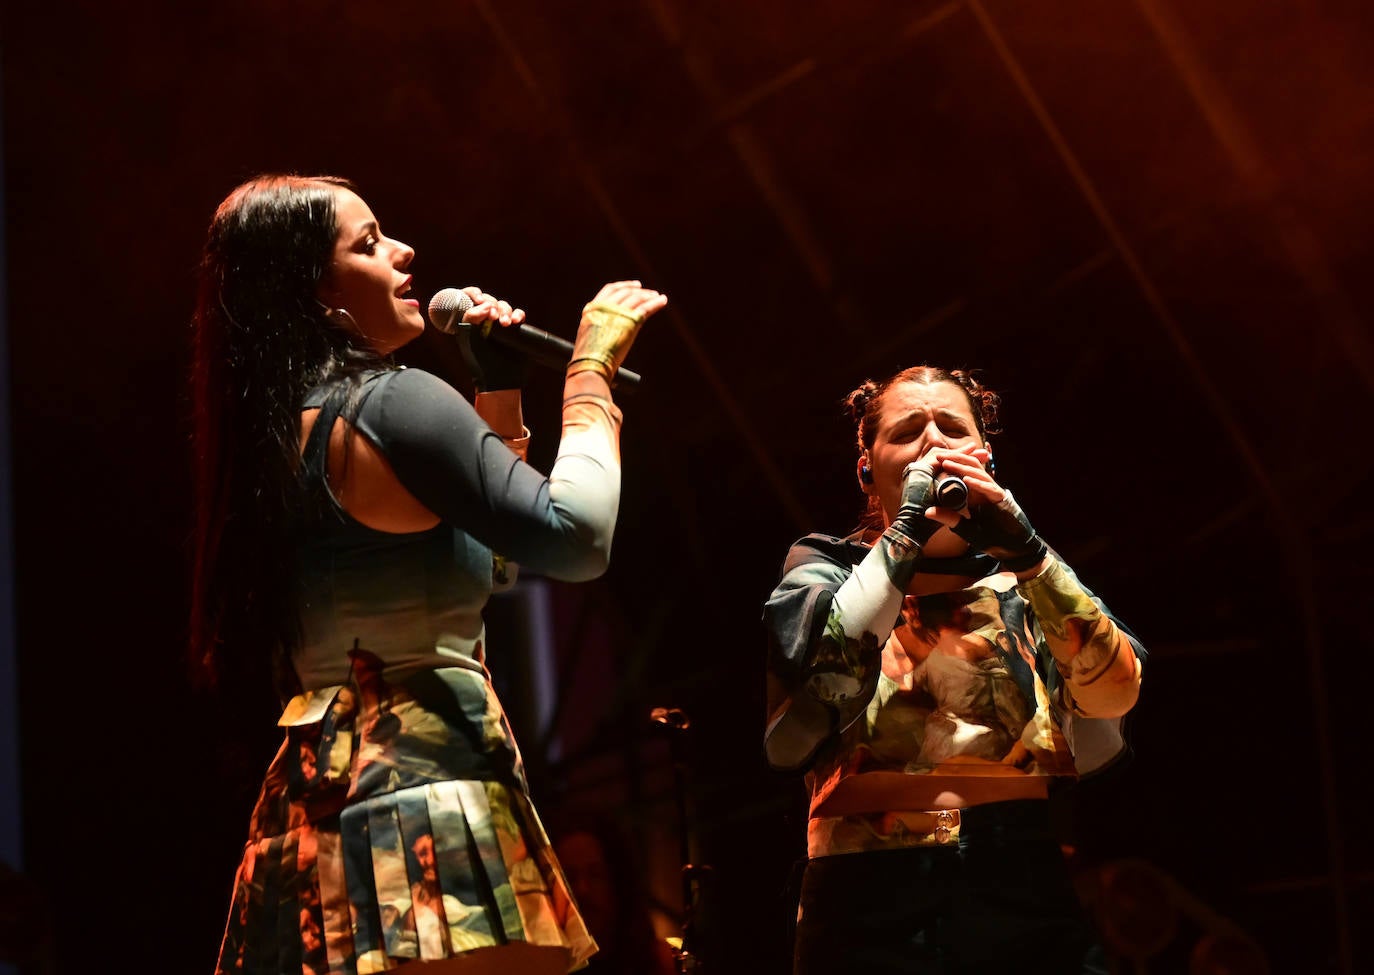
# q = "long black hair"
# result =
<box><xmin>189</xmin><ymin>174</ymin><xmax>387</xmax><ymax>700</ymax></box>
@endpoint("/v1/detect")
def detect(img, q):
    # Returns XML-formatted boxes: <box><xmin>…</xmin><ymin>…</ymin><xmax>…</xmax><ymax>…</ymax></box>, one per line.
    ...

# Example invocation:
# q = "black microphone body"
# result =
<box><xmin>933</xmin><ymin>474</ymin><xmax>968</xmax><ymax>510</ymax></box>
<box><xmin>427</xmin><ymin>288</ymin><xmax>641</xmax><ymax>391</ymax></box>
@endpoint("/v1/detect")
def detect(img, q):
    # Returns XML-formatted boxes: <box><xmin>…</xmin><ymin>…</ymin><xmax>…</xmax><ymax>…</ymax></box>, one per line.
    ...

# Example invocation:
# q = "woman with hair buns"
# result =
<box><xmin>763</xmin><ymin>365</ymin><xmax>1145</xmax><ymax>974</ymax></box>
<box><xmin>190</xmin><ymin>174</ymin><xmax>665</xmax><ymax>975</ymax></box>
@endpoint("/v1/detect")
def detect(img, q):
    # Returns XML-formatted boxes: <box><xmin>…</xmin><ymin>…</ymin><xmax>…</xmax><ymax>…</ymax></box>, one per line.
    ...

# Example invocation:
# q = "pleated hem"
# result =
<box><xmin>217</xmin><ymin>779</ymin><xmax>596</xmax><ymax>975</ymax></box>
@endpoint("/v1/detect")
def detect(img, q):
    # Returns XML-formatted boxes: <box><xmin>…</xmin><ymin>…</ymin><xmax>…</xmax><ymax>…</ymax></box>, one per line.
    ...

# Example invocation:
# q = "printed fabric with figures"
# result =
<box><xmin>764</xmin><ymin>532</ymin><xmax>1144</xmax><ymax>854</ymax></box>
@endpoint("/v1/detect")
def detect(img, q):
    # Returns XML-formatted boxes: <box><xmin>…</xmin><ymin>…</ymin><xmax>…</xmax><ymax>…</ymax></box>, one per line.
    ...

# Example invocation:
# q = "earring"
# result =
<box><xmin>860</xmin><ymin>464</ymin><xmax>873</xmax><ymax>484</ymax></box>
<box><xmin>323</xmin><ymin>306</ymin><xmax>357</xmax><ymax>329</ymax></box>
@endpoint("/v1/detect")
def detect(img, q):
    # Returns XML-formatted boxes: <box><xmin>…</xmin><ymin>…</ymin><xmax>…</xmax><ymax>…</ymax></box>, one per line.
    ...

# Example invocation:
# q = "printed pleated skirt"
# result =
<box><xmin>215</xmin><ymin>649</ymin><xmax>597</xmax><ymax>974</ymax></box>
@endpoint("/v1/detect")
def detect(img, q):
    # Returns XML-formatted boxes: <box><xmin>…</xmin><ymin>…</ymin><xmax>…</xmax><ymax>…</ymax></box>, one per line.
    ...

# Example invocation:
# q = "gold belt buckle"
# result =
<box><xmin>934</xmin><ymin>809</ymin><xmax>959</xmax><ymax>844</ymax></box>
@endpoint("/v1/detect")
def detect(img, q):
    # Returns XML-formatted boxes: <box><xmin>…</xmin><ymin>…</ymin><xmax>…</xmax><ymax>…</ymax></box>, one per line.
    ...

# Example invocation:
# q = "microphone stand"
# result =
<box><xmin>650</xmin><ymin>707</ymin><xmax>707</xmax><ymax>974</ymax></box>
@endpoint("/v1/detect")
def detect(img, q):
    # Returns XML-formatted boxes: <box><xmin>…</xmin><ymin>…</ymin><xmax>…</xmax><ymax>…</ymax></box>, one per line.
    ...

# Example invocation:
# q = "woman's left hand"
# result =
<box><xmin>930</xmin><ymin>446</ymin><xmax>1002</xmax><ymax>510</ymax></box>
<box><xmin>923</xmin><ymin>449</ymin><xmax>1048</xmax><ymax>574</ymax></box>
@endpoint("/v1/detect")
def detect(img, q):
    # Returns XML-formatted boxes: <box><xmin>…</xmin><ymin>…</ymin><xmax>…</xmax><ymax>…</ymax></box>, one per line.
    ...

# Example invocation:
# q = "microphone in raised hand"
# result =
<box><xmin>427</xmin><ymin>287</ymin><xmax>642</xmax><ymax>392</ymax></box>
<box><xmin>932</xmin><ymin>474</ymin><xmax>968</xmax><ymax>510</ymax></box>
<box><xmin>431</xmin><ymin>288</ymin><xmax>528</xmax><ymax>392</ymax></box>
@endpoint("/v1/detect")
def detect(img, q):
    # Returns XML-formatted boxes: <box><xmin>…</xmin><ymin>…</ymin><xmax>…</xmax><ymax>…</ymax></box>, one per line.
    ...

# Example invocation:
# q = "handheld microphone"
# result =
<box><xmin>427</xmin><ymin>288</ymin><xmax>642</xmax><ymax>392</ymax></box>
<box><xmin>933</xmin><ymin>474</ymin><xmax>968</xmax><ymax>509</ymax></box>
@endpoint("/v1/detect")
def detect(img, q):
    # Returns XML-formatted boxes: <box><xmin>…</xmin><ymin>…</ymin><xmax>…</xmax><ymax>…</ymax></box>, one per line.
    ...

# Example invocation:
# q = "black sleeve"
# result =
<box><xmin>353</xmin><ymin>367</ymin><xmax>613</xmax><ymax>581</ymax></box>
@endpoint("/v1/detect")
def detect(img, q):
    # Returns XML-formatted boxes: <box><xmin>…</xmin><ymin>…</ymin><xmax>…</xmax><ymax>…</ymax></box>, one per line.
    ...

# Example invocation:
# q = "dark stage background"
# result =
<box><xmin>4</xmin><ymin>2</ymin><xmax>1373</xmax><ymax>973</ymax></box>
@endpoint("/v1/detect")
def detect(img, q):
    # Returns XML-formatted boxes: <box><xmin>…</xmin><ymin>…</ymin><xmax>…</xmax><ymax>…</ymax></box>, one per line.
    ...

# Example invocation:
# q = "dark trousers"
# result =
<box><xmin>793</xmin><ymin>800</ymin><xmax>1108</xmax><ymax>975</ymax></box>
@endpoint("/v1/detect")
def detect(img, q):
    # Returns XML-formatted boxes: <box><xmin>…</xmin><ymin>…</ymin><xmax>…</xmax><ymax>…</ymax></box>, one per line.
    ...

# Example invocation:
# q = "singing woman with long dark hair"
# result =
<box><xmin>190</xmin><ymin>174</ymin><xmax>665</xmax><ymax>975</ymax></box>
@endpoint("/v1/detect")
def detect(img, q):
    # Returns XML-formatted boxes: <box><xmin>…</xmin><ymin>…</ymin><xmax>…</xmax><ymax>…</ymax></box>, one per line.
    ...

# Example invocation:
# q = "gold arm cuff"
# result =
<box><xmin>567</xmin><ymin>302</ymin><xmax>645</xmax><ymax>381</ymax></box>
<box><xmin>581</xmin><ymin>301</ymin><xmax>645</xmax><ymax>325</ymax></box>
<box><xmin>567</xmin><ymin>355</ymin><xmax>617</xmax><ymax>375</ymax></box>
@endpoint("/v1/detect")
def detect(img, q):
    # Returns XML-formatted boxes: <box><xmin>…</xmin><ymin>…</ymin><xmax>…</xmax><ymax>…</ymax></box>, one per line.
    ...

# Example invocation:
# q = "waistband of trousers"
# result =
<box><xmin>807</xmin><ymin>799</ymin><xmax>1051</xmax><ymax>858</ymax></box>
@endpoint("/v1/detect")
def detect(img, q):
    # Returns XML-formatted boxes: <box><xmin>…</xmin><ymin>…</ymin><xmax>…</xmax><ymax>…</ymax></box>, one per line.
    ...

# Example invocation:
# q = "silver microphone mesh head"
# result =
<box><xmin>427</xmin><ymin>288</ymin><xmax>474</xmax><ymax>334</ymax></box>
